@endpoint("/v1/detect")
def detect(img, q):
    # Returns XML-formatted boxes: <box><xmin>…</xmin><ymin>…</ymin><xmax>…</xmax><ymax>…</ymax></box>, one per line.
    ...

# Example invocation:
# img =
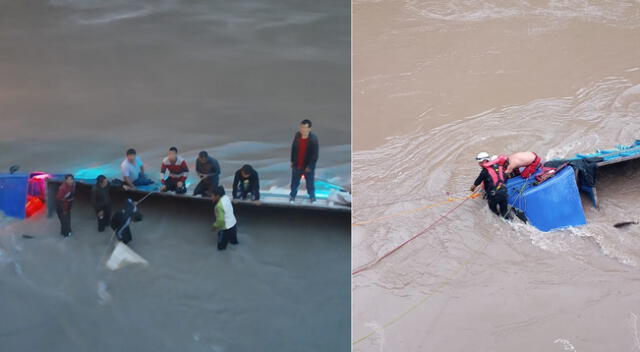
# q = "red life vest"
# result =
<box><xmin>481</xmin><ymin>155</ymin><xmax>507</xmax><ymax>188</ymax></box>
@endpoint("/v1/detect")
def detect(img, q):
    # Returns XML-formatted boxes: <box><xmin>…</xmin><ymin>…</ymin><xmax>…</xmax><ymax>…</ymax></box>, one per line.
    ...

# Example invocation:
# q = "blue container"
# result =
<box><xmin>506</xmin><ymin>167</ymin><xmax>586</xmax><ymax>232</ymax></box>
<box><xmin>0</xmin><ymin>173</ymin><xmax>29</xmax><ymax>219</ymax></box>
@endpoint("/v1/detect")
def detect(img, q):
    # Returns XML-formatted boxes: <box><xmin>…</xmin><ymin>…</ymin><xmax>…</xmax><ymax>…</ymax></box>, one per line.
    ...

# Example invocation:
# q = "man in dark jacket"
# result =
<box><xmin>232</xmin><ymin>164</ymin><xmax>260</xmax><ymax>203</ymax></box>
<box><xmin>470</xmin><ymin>152</ymin><xmax>509</xmax><ymax>219</ymax></box>
<box><xmin>91</xmin><ymin>175</ymin><xmax>112</xmax><ymax>232</ymax></box>
<box><xmin>290</xmin><ymin>119</ymin><xmax>319</xmax><ymax>203</ymax></box>
<box><xmin>193</xmin><ymin>151</ymin><xmax>221</xmax><ymax>197</ymax></box>
<box><xmin>110</xmin><ymin>198</ymin><xmax>143</xmax><ymax>244</ymax></box>
<box><xmin>55</xmin><ymin>174</ymin><xmax>76</xmax><ymax>237</ymax></box>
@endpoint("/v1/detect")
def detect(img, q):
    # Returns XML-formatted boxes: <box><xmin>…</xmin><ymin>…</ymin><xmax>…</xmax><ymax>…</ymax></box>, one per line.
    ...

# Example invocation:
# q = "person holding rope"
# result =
<box><xmin>471</xmin><ymin>152</ymin><xmax>510</xmax><ymax>219</ymax></box>
<box><xmin>110</xmin><ymin>198</ymin><xmax>143</xmax><ymax>244</ymax></box>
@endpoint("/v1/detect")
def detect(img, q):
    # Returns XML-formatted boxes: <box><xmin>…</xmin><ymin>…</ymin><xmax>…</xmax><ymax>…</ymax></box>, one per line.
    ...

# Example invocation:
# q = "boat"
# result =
<box><xmin>0</xmin><ymin>170</ymin><xmax>350</xmax><ymax>221</ymax></box>
<box><xmin>506</xmin><ymin>140</ymin><xmax>640</xmax><ymax>232</ymax></box>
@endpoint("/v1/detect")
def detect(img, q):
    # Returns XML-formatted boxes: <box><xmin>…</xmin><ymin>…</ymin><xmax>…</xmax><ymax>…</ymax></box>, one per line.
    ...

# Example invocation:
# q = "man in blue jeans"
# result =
<box><xmin>289</xmin><ymin>119</ymin><xmax>319</xmax><ymax>203</ymax></box>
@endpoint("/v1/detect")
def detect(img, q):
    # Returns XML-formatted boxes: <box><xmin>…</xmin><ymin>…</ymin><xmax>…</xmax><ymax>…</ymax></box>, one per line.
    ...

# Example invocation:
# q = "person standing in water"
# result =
<box><xmin>232</xmin><ymin>164</ymin><xmax>260</xmax><ymax>203</ymax></box>
<box><xmin>289</xmin><ymin>119</ymin><xmax>319</xmax><ymax>203</ymax></box>
<box><xmin>55</xmin><ymin>174</ymin><xmax>76</xmax><ymax>237</ymax></box>
<box><xmin>193</xmin><ymin>151</ymin><xmax>221</xmax><ymax>197</ymax></box>
<box><xmin>160</xmin><ymin>146</ymin><xmax>189</xmax><ymax>194</ymax></box>
<box><xmin>471</xmin><ymin>152</ymin><xmax>510</xmax><ymax>219</ymax></box>
<box><xmin>211</xmin><ymin>186</ymin><xmax>238</xmax><ymax>251</ymax></box>
<box><xmin>91</xmin><ymin>175</ymin><xmax>112</xmax><ymax>232</ymax></box>
<box><xmin>110</xmin><ymin>198</ymin><xmax>143</xmax><ymax>244</ymax></box>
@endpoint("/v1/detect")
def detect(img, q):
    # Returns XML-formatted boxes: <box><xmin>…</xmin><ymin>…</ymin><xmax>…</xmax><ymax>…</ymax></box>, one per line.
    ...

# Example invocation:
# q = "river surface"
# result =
<box><xmin>353</xmin><ymin>0</ymin><xmax>640</xmax><ymax>350</ymax></box>
<box><xmin>0</xmin><ymin>0</ymin><xmax>350</xmax><ymax>189</ymax></box>
<box><xmin>0</xmin><ymin>1</ymin><xmax>350</xmax><ymax>351</ymax></box>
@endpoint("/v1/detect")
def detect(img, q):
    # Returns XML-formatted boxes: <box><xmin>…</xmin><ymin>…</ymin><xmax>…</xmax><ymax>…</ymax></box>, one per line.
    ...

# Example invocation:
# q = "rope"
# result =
<box><xmin>352</xmin><ymin>234</ymin><xmax>493</xmax><ymax>345</ymax></box>
<box><xmin>356</xmin><ymin>192</ymin><xmax>470</xmax><ymax>210</ymax></box>
<box><xmin>353</xmin><ymin>193</ymin><xmax>482</xmax><ymax>227</ymax></box>
<box><xmin>352</xmin><ymin>194</ymin><xmax>479</xmax><ymax>276</ymax></box>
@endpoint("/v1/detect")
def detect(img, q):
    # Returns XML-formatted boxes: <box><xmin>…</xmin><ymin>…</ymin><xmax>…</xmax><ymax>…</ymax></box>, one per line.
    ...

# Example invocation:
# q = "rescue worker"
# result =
<box><xmin>55</xmin><ymin>174</ymin><xmax>76</xmax><ymax>237</ymax></box>
<box><xmin>506</xmin><ymin>151</ymin><xmax>542</xmax><ymax>179</ymax></box>
<box><xmin>160</xmin><ymin>146</ymin><xmax>189</xmax><ymax>194</ymax></box>
<box><xmin>110</xmin><ymin>198</ymin><xmax>143</xmax><ymax>244</ymax></box>
<box><xmin>471</xmin><ymin>152</ymin><xmax>510</xmax><ymax>218</ymax></box>
<box><xmin>211</xmin><ymin>186</ymin><xmax>238</xmax><ymax>251</ymax></box>
<box><xmin>91</xmin><ymin>175</ymin><xmax>112</xmax><ymax>232</ymax></box>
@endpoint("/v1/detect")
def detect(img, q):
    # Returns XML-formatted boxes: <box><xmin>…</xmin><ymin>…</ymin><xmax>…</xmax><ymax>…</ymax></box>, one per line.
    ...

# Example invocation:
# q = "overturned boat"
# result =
<box><xmin>506</xmin><ymin>140</ymin><xmax>640</xmax><ymax>231</ymax></box>
<box><xmin>0</xmin><ymin>171</ymin><xmax>350</xmax><ymax>221</ymax></box>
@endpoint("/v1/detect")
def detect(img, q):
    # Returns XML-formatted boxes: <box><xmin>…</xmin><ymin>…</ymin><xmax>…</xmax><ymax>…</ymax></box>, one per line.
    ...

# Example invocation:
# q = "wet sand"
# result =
<box><xmin>353</xmin><ymin>0</ymin><xmax>640</xmax><ymax>350</ymax></box>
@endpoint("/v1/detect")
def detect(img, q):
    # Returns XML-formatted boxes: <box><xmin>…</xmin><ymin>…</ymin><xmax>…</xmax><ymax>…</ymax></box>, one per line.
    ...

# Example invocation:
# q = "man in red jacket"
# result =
<box><xmin>55</xmin><ymin>174</ymin><xmax>76</xmax><ymax>237</ymax></box>
<box><xmin>160</xmin><ymin>146</ymin><xmax>189</xmax><ymax>194</ymax></box>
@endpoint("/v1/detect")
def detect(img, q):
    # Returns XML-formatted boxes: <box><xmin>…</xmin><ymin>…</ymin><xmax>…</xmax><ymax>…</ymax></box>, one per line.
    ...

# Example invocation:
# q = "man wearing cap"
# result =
<box><xmin>471</xmin><ymin>152</ymin><xmax>510</xmax><ymax>218</ymax></box>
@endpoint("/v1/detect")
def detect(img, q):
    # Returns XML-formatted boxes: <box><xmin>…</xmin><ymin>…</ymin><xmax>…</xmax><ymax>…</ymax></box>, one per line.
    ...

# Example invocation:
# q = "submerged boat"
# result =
<box><xmin>0</xmin><ymin>171</ymin><xmax>350</xmax><ymax>221</ymax></box>
<box><xmin>506</xmin><ymin>140</ymin><xmax>640</xmax><ymax>232</ymax></box>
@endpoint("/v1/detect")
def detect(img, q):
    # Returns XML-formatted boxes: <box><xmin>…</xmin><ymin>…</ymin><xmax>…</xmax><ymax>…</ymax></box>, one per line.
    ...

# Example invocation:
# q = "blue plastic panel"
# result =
<box><xmin>506</xmin><ymin>167</ymin><xmax>586</xmax><ymax>232</ymax></box>
<box><xmin>0</xmin><ymin>173</ymin><xmax>29</xmax><ymax>219</ymax></box>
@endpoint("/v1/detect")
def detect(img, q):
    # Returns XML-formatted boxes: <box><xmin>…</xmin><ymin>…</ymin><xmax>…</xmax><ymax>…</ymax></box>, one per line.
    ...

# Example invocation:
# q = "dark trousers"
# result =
<box><xmin>217</xmin><ymin>225</ymin><xmax>238</xmax><ymax>250</ymax></box>
<box><xmin>290</xmin><ymin>167</ymin><xmax>315</xmax><ymax>200</ymax></box>
<box><xmin>488</xmin><ymin>188</ymin><xmax>509</xmax><ymax>218</ymax></box>
<box><xmin>163</xmin><ymin>178</ymin><xmax>187</xmax><ymax>194</ymax></box>
<box><xmin>193</xmin><ymin>175</ymin><xmax>218</xmax><ymax>197</ymax></box>
<box><xmin>133</xmin><ymin>173</ymin><xmax>154</xmax><ymax>186</ymax></box>
<box><xmin>116</xmin><ymin>226</ymin><xmax>132</xmax><ymax>244</ymax></box>
<box><xmin>56</xmin><ymin>203</ymin><xmax>72</xmax><ymax>237</ymax></box>
<box><xmin>96</xmin><ymin>206</ymin><xmax>111</xmax><ymax>232</ymax></box>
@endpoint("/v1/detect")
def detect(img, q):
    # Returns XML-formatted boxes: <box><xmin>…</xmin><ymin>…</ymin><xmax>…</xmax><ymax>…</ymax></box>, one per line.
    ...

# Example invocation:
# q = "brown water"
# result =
<box><xmin>353</xmin><ymin>0</ymin><xmax>640</xmax><ymax>350</ymax></box>
<box><xmin>0</xmin><ymin>1</ymin><xmax>350</xmax><ymax>351</ymax></box>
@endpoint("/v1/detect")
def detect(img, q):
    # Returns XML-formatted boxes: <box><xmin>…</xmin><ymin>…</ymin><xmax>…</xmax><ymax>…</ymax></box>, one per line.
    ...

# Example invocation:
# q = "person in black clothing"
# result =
<box><xmin>290</xmin><ymin>119</ymin><xmax>319</xmax><ymax>203</ymax></box>
<box><xmin>110</xmin><ymin>198</ymin><xmax>143</xmax><ymax>244</ymax></box>
<box><xmin>193</xmin><ymin>151</ymin><xmax>221</xmax><ymax>197</ymax></box>
<box><xmin>55</xmin><ymin>174</ymin><xmax>76</xmax><ymax>237</ymax></box>
<box><xmin>232</xmin><ymin>164</ymin><xmax>260</xmax><ymax>203</ymax></box>
<box><xmin>91</xmin><ymin>175</ymin><xmax>112</xmax><ymax>232</ymax></box>
<box><xmin>471</xmin><ymin>152</ymin><xmax>509</xmax><ymax>219</ymax></box>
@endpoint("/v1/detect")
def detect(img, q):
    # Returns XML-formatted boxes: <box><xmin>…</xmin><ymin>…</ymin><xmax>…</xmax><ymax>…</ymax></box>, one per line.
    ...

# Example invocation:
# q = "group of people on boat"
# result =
<box><xmin>53</xmin><ymin>119</ymin><xmax>320</xmax><ymax>251</ymax></box>
<box><xmin>471</xmin><ymin>151</ymin><xmax>542</xmax><ymax>220</ymax></box>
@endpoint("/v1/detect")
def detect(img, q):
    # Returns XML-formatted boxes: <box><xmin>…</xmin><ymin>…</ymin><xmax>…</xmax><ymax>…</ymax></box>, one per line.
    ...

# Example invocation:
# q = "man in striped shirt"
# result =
<box><xmin>160</xmin><ymin>146</ymin><xmax>189</xmax><ymax>194</ymax></box>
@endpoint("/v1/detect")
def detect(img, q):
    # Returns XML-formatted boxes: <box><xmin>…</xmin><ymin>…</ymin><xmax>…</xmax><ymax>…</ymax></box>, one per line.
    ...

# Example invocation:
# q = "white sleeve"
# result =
<box><xmin>121</xmin><ymin>162</ymin><xmax>130</xmax><ymax>177</ymax></box>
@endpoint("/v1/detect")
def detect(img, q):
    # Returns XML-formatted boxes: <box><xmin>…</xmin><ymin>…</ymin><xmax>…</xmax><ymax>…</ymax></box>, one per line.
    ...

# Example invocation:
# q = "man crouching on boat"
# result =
<box><xmin>470</xmin><ymin>152</ymin><xmax>510</xmax><ymax>219</ymax></box>
<box><xmin>506</xmin><ymin>151</ymin><xmax>542</xmax><ymax>179</ymax></box>
<box><xmin>160</xmin><ymin>146</ymin><xmax>189</xmax><ymax>195</ymax></box>
<box><xmin>110</xmin><ymin>198</ymin><xmax>143</xmax><ymax>244</ymax></box>
<box><xmin>211</xmin><ymin>186</ymin><xmax>238</xmax><ymax>251</ymax></box>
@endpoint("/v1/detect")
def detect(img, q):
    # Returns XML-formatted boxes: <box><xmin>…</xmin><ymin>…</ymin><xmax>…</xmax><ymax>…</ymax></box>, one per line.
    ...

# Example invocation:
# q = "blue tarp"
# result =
<box><xmin>0</xmin><ymin>173</ymin><xmax>29</xmax><ymax>219</ymax></box>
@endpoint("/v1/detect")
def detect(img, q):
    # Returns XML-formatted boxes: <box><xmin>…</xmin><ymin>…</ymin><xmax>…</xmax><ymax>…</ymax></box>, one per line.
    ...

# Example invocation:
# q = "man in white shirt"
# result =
<box><xmin>121</xmin><ymin>148</ymin><xmax>154</xmax><ymax>190</ymax></box>
<box><xmin>211</xmin><ymin>186</ymin><xmax>238</xmax><ymax>251</ymax></box>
